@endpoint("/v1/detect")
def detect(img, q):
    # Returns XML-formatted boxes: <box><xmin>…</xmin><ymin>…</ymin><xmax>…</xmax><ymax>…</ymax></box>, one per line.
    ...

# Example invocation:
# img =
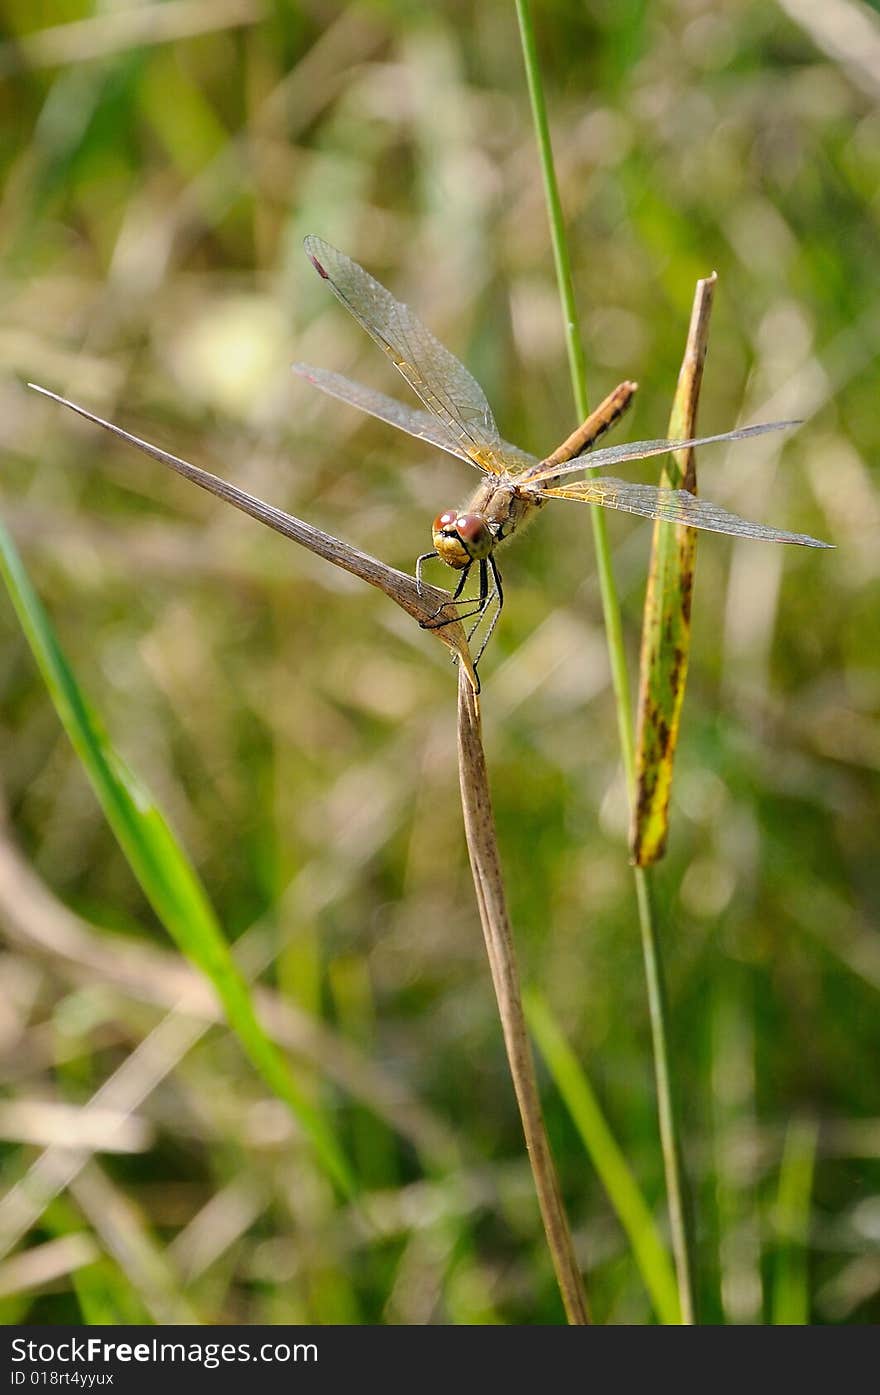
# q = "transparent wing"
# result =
<box><xmin>304</xmin><ymin>236</ymin><xmax>533</xmax><ymax>476</ymax></box>
<box><xmin>292</xmin><ymin>363</ymin><xmax>540</xmax><ymax>473</ymax></box>
<box><xmin>521</xmin><ymin>420</ymin><xmax>801</xmax><ymax>485</ymax></box>
<box><xmin>539</xmin><ymin>477</ymin><xmax>832</xmax><ymax>547</ymax></box>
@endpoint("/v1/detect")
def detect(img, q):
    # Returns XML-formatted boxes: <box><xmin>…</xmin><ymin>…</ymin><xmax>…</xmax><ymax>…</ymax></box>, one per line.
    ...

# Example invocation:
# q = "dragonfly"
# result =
<box><xmin>294</xmin><ymin>237</ymin><xmax>831</xmax><ymax>668</ymax></box>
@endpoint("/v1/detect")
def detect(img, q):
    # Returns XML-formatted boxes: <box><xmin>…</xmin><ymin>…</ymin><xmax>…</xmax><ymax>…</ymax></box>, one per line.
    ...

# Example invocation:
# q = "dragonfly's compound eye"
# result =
<box><xmin>454</xmin><ymin>512</ymin><xmax>494</xmax><ymax>560</ymax></box>
<box><xmin>432</xmin><ymin>510</ymin><xmax>478</xmax><ymax>569</ymax></box>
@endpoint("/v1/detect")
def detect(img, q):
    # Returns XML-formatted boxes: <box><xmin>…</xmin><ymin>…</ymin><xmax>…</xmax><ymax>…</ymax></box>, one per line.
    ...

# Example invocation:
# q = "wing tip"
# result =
<box><xmin>302</xmin><ymin>234</ymin><xmax>329</xmax><ymax>276</ymax></box>
<box><xmin>779</xmin><ymin>527</ymin><xmax>834</xmax><ymax>548</ymax></box>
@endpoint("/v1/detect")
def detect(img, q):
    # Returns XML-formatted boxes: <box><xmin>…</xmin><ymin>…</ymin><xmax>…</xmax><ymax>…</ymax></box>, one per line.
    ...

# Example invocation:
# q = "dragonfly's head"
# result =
<box><xmin>432</xmin><ymin>510</ymin><xmax>494</xmax><ymax>570</ymax></box>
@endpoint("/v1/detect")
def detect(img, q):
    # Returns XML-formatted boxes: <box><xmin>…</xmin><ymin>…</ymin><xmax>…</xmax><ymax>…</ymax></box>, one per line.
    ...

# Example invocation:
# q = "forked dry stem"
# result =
<box><xmin>28</xmin><ymin>382</ymin><xmax>584</xmax><ymax>1318</ymax></box>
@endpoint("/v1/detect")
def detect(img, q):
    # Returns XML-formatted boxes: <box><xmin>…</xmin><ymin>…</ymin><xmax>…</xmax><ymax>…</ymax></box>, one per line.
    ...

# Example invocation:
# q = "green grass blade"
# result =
<box><xmin>631</xmin><ymin>273</ymin><xmax>716</xmax><ymax>866</ymax></box>
<box><xmin>525</xmin><ymin>990</ymin><xmax>681</xmax><ymax>1324</ymax></box>
<box><xmin>770</xmin><ymin>1119</ymin><xmax>817</xmax><ymax>1325</ymax></box>
<box><xmin>72</xmin><ymin>1256</ymin><xmax>153</xmax><ymax>1326</ymax></box>
<box><xmin>0</xmin><ymin>520</ymin><xmax>355</xmax><ymax>1197</ymax></box>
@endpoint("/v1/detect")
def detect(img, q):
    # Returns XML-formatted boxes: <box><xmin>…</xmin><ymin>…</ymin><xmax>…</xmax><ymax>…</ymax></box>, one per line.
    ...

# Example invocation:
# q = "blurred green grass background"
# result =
<box><xmin>1</xmin><ymin>0</ymin><xmax>878</xmax><ymax>1324</ymax></box>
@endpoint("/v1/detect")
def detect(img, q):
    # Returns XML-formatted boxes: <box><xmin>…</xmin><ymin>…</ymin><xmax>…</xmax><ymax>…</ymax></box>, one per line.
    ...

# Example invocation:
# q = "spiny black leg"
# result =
<box><xmin>451</xmin><ymin>563</ymin><xmax>473</xmax><ymax>605</ymax></box>
<box><xmin>467</xmin><ymin>587</ymin><xmax>496</xmax><ymax>644</ymax></box>
<box><xmin>446</xmin><ymin>562</ymin><xmax>472</xmax><ymax>610</ymax></box>
<box><xmin>465</xmin><ymin>593</ymin><xmax>495</xmax><ymax>664</ymax></box>
<box><xmin>417</xmin><ymin>551</ymin><xmax>479</xmax><ymax>621</ymax></box>
<box><xmin>467</xmin><ymin>556</ymin><xmax>504</xmax><ymax>644</ymax></box>
<box><xmin>423</xmin><ymin>558</ymin><xmax>491</xmax><ymax>631</ymax></box>
<box><xmin>472</xmin><ymin>598</ymin><xmax>502</xmax><ymax>669</ymax></box>
<box><xmin>478</xmin><ymin>556</ymin><xmax>489</xmax><ymax>607</ymax></box>
<box><xmin>415</xmin><ymin>550</ymin><xmax>438</xmax><ymax>595</ymax></box>
<box><xmin>462</xmin><ymin>556</ymin><xmax>490</xmax><ymax>628</ymax></box>
<box><xmin>421</xmin><ymin>563</ymin><xmax>473</xmax><ymax>629</ymax></box>
<box><xmin>489</xmin><ymin>554</ymin><xmax>503</xmax><ymax>614</ymax></box>
<box><xmin>425</xmin><ymin>601</ymin><xmax>488</xmax><ymax>631</ymax></box>
<box><xmin>472</xmin><ymin>556</ymin><xmax>504</xmax><ymax>670</ymax></box>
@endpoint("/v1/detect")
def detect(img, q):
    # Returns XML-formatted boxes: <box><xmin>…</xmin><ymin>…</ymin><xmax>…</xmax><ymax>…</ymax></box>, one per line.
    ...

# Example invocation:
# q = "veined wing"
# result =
<box><xmin>304</xmin><ymin>236</ymin><xmax>531</xmax><ymax>476</ymax></box>
<box><xmin>292</xmin><ymin>363</ymin><xmax>540</xmax><ymax>473</ymax></box>
<box><xmin>521</xmin><ymin>420</ymin><xmax>800</xmax><ymax>486</ymax></box>
<box><xmin>539</xmin><ymin>477</ymin><xmax>832</xmax><ymax>547</ymax></box>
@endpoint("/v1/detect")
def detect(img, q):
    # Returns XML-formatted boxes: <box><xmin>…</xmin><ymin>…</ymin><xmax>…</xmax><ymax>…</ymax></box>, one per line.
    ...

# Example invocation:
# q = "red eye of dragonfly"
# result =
<box><xmin>454</xmin><ymin>513</ymin><xmax>482</xmax><ymax>541</ymax></box>
<box><xmin>453</xmin><ymin>513</ymin><xmax>494</xmax><ymax>560</ymax></box>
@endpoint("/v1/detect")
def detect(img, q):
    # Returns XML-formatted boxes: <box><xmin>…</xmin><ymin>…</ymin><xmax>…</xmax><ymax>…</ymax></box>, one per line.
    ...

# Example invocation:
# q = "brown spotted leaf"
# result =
<box><xmin>630</xmin><ymin>274</ymin><xmax>716</xmax><ymax>866</ymax></box>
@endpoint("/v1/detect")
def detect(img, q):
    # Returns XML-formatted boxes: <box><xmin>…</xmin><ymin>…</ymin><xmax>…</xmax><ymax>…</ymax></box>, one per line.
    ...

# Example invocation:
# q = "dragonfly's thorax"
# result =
<box><xmin>472</xmin><ymin>476</ymin><xmax>545</xmax><ymax>538</ymax></box>
<box><xmin>432</xmin><ymin>479</ymin><xmax>544</xmax><ymax>571</ymax></box>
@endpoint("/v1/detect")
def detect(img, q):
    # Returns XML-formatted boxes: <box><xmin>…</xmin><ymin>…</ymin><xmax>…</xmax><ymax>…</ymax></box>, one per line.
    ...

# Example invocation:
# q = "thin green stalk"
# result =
<box><xmin>514</xmin><ymin>0</ymin><xmax>698</xmax><ymax>1323</ymax></box>
<box><xmin>514</xmin><ymin>0</ymin><xmax>589</xmax><ymax>423</ymax></box>
<box><xmin>513</xmin><ymin>0</ymin><xmax>632</xmax><ymax>782</ymax></box>
<box><xmin>634</xmin><ymin>866</ymin><xmax>696</xmax><ymax>1323</ymax></box>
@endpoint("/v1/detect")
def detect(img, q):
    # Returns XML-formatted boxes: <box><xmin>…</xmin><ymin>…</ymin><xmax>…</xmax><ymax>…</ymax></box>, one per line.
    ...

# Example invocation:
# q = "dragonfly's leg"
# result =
<box><xmin>464</xmin><ymin>591</ymin><xmax>496</xmax><ymax>663</ymax></box>
<box><xmin>489</xmin><ymin>554</ymin><xmax>503</xmax><ymax>612</ymax></box>
<box><xmin>471</xmin><ymin>557</ymin><xmax>504</xmax><ymax>671</ymax></box>
<box><xmin>423</xmin><ymin>560</ymin><xmax>490</xmax><ymax>630</ymax></box>
<box><xmin>478</xmin><ymin>556</ymin><xmax>489</xmax><ymax>606</ymax></box>
<box><xmin>466</xmin><ymin>589</ymin><xmax>495</xmax><ymax>644</ymax></box>
<box><xmin>415</xmin><ymin>550</ymin><xmax>438</xmax><ymax>596</ymax></box>
<box><xmin>454</xmin><ymin>558</ymin><xmax>492</xmax><ymax>632</ymax></box>
<box><xmin>466</xmin><ymin>560</ymin><xmax>498</xmax><ymax>642</ymax></box>
<box><xmin>443</xmin><ymin>563</ymin><xmax>472</xmax><ymax>612</ymax></box>
<box><xmin>422</xmin><ymin>564</ymin><xmax>475</xmax><ymax>626</ymax></box>
<box><xmin>472</xmin><ymin>598</ymin><xmax>502</xmax><ymax>670</ymax></box>
<box><xmin>452</xmin><ymin>564</ymin><xmax>473</xmax><ymax>604</ymax></box>
<box><xmin>416</xmin><ymin>550</ymin><xmax>477</xmax><ymax>621</ymax></box>
<box><xmin>424</xmin><ymin>602</ymin><xmax>488</xmax><ymax>630</ymax></box>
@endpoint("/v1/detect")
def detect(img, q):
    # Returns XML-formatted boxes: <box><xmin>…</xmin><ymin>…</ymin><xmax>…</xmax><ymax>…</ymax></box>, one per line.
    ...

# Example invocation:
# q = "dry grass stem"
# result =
<box><xmin>0</xmin><ymin>1236</ymin><xmax>100</xmax><ymax>1301</ymax></box>
<box><xmin>456</xmin><ymin>668</ymin><xmax>590</xmax><ymax>1324</ymax></box>
<box><xmin>0</xmin><ymin>0</ymin><xmax>263</xmax><ymax>74</ymax></box>
<box><xmin>71</xmin><ymin>1162</ymin><xmax>199</xmax><ymax>1324</ymax></box>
